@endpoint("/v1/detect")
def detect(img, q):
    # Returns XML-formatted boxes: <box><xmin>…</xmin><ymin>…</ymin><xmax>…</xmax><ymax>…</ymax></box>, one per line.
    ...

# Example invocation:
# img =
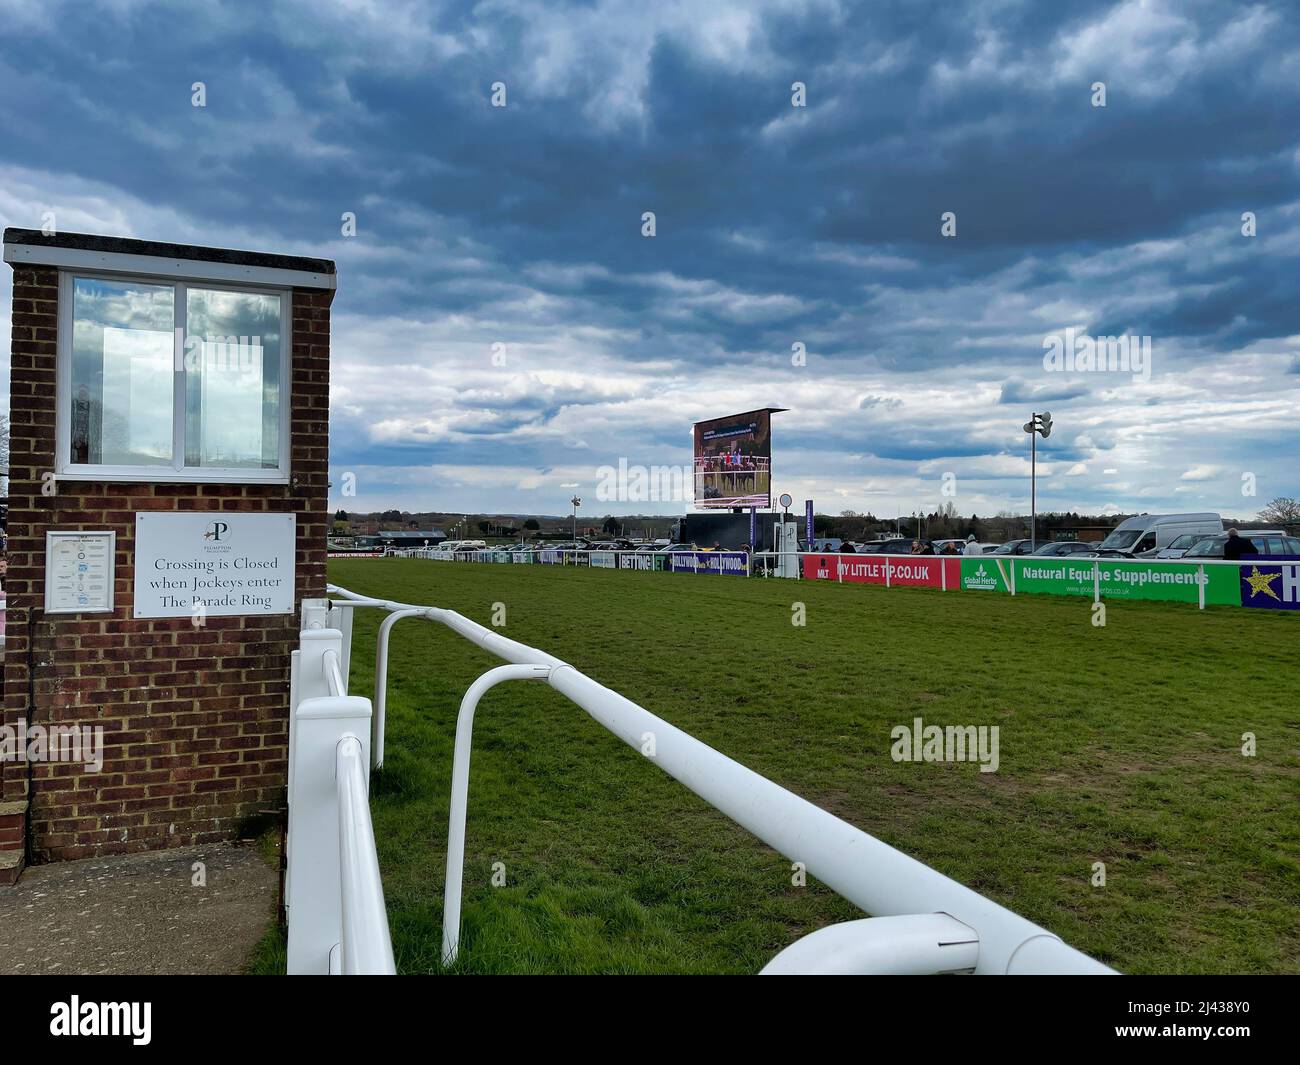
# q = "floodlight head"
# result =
<box><xmin>1039</xmin><ymin>411</ymin><xmax>1052</xmax><ymax>438</ymax></box>
<box><xmin>1022</xmin><ymin>421</ymin><xmax>1035</xmax><ymax>433</ymax></box>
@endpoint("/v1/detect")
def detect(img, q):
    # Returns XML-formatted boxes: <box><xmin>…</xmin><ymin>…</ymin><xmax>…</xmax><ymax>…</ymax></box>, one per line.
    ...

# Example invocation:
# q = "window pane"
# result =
<box><xmin>184</xmin><ymin>288</ymin><xmax>282</xmax><ymax>469</ymax></box>
<box><xmin>70</xmin><ymin>277</ymin><xmax>175</xmax><ymax>466</ymax></box>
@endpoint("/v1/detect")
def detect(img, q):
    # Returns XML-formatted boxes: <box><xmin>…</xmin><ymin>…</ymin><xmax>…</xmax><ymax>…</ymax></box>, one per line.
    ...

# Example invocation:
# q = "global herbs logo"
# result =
<box><xmin>964</xmin><ymin>562</ymin><xmax>999</xmax><ymax>590</ymax></box>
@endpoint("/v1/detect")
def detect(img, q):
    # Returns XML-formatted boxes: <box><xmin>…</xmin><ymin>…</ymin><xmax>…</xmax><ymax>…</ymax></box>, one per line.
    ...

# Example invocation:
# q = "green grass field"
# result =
<box><xmin>258</xmin><ymin>557</ymin><xmax>1300</xmax><ymax>974</ymax></box>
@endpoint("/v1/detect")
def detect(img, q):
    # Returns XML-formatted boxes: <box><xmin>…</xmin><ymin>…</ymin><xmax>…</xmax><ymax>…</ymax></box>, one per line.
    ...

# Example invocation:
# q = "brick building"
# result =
<box><xmin>1</xmin><ymin>229</ymin><xmax>334</xmax><ymax>883</ymax></box>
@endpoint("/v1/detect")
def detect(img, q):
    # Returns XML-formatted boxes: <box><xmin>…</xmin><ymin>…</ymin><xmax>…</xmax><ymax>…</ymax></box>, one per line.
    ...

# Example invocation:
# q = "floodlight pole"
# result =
<box><xmin>570</xmin><ymin>495</ymin><xmax>581</xmax><ymax>544</ymax></box>
<box><xmin>1023</xmin><ymin>411</ymin><xmax>1051</xmax><ymax>551</ymax></box>
<box><xmin>1030</xmin><ymin>427</ymin><xmax>1037</xmax><ymax>552</ymax></box>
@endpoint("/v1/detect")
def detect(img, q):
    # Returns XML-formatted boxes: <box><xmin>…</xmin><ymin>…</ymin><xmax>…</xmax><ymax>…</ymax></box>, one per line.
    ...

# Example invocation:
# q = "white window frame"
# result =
<box><xmin>55</xmin><ymin>268</ymin><xmax>292</xmax><ymax>484</ymax></box>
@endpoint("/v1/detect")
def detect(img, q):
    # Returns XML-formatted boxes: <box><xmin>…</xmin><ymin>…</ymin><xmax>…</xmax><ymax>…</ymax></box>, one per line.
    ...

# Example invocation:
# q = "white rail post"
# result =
<box><xmin>372</xmin><ymin>608</ymin><xmax>426</xmax><ymax>769</ymax></box>
<box><xmin>288</xmin><ymin>612</ymin><xmax>334</xmax><ymax>803</ymax></box>
<box><xmin>1198</xmin><ymin>564</ymin><xmax>1206</xmax><ymax>610</ymax></box>
<box><xmin>442</xmin><ymin>663</ymin><xmax>552</xmax><ymax>965</ymax></box>
<box><xmin>287</xmin><ymin>626</ymin><xmax>377</xmax><ymax>975</ymax></box>
<box><xmin>301</xmin><ymin>597</ymin><xmax>332</xmax><ymax>632</ymax></box>
<box><xmin>327</xmin><ymin>599</ymin><xmax>354</xmax><ymax>683</ymax></box>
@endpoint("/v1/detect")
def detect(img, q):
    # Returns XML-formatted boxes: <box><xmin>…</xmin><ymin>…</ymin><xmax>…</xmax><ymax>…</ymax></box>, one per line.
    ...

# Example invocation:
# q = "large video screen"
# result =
<box><xmin>693</xmin><ymin>409</ymin><xmax>772</xmax><ymax>508</ymax></box>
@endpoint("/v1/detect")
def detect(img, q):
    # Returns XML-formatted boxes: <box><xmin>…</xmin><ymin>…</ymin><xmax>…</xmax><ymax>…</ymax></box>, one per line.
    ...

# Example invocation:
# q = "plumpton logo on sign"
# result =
<box><xmin>203</xmin><ymin>521</ymin><xmax>229</xmax><ymax>542</ymax></box>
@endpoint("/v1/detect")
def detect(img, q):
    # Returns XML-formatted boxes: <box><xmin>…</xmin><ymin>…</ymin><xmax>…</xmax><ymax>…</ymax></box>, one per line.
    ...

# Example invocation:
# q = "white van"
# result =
<box><xmin>1097</xmin><ymin>513</ymin><xmax>1222</xmax><ymax>556</ymax></box>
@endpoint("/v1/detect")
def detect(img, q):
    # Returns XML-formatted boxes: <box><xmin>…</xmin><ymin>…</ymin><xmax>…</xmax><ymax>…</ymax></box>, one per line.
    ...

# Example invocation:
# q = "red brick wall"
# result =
<box><xmin>1</xmin><ymin>267</ymin><xmax>330</xmax><ymax>879</ymax></box>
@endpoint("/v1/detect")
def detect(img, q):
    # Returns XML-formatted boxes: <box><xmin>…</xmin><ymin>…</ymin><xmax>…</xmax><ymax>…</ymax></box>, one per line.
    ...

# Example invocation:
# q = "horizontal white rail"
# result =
<box><xmin>760</xmin><ymin>914</ymin><xmax>979</xmax><ymax>975</ymax></box>
<box><xmin>336</xmin><ymin>736</ymin><xmax>397</xmax><ymax>975</ymax></box>
<box><xmin>323</xmin><ymin>649</ymin><xmax>346</xmax><ymax>697</ymax></box>
<box><xmin>323</xmin><ymin>585</ymin><xmax>1115</xmax><ymax>975</ymax></box>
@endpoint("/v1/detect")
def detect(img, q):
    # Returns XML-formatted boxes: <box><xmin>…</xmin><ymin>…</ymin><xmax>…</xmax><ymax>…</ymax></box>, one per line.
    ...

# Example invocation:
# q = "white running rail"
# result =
<box><xmin>316</xmin><ymin>584</ymin><xmax>1116</xmax><ymax>976</ymax></box>
<box><xmin>286</xmin><ymin>612</ymin><xmax>396</xmax><ymax>975</ymax></box>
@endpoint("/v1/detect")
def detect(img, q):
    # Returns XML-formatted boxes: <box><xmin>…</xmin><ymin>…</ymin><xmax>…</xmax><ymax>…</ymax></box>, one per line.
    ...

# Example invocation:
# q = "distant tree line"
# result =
<box><xmin>332</xmin><ymin>496</ymin><xmax>1300</xmax><ymax>543</ymax></box>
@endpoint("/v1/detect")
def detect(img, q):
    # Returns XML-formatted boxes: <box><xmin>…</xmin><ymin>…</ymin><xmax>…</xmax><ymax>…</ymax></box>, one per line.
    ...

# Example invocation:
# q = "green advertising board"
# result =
<box><xmin>959</xmin><ymin>558</ymin><xmax>1012</xmax><ymax>592</ymax></box>
<box><xmin>959</xmin><ymin>557</ymin><xmax>1239</xmax><ymax>605</ymax></box>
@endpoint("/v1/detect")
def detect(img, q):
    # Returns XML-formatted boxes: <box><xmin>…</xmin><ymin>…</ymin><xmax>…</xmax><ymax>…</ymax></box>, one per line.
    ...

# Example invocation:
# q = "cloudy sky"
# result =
<box><xmin>2</xmin><ymin>0</ymin><xmax>1297</xmax><ymax>519</ymax></box>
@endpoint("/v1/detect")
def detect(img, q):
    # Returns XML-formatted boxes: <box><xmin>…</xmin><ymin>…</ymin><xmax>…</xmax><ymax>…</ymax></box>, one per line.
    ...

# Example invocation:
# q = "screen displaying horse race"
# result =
<box><xmin>693</xmin><ymin>408</ymin><xmax>773</xmax><ymax>508</ymax></box>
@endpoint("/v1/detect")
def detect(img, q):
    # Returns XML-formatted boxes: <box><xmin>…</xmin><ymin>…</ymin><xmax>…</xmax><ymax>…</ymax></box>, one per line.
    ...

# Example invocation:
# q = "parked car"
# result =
<box><xmin>1152</xmin><ymin>532</ymin><xmax>1210</xmax><ymax>559</ymax></box>
<box><xmin>656</xmin><ymin>542</ymin><xmax>698</xmax><ymax>553</ymax></box>
<box><xmin>1182</xmin><ymin>531</ymin><xmax>1300</xmax><ymax>559</ymax></box>
<box><xmin>990</xmin><ymin>539</ymin><xmax>1036</xmax><ymax>556</ymax></box>
<box><xmin>1029</xmin><ymin>540</ymin><xmax>1095</xmax><ymax>557</ymax></box>
<box><xmin>1094</xmin><ymin>513</ymin><xmax>1222</xmax><ymax>556</ymax></box>
<box><xmin>862</xmin><ymin>538</ymin><xmax>938</xmax><ymax>555</ymax></box>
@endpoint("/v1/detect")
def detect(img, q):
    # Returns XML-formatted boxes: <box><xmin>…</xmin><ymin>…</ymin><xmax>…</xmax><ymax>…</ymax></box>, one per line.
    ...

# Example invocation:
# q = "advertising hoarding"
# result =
<box><xmin>803</xmin><ymin>553</ymin><xmax>959</xmax><ymax>588</ymax></box>
<box><xmin>667</xmin><ymin>551</ymin><xmax>750</xmax><ymax>576</ymax></box>
<box><xmin>958</xmin><ymin>557</ymin><xmax>1239</xmax><ymax>605</ymax></box>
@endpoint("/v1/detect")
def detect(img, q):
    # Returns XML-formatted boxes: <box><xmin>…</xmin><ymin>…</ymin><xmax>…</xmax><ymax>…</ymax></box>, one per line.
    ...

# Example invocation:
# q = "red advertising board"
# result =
<box><xmin>801</xmin><ymin>553</ymin><xmax>960</xmax><ymax>588</ymax></box>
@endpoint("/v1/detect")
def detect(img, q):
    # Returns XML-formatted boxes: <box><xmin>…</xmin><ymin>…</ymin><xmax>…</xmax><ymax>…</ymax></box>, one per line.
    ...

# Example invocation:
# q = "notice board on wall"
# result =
<box><xmin>133</xmin><ymin>512</ymin><xmax>296</xmax><ymax>619</ymax></box>
<box><xmin>44</xmin><ymin>530</ymin><xmax>116</xmax><ymax>614</ymax></box>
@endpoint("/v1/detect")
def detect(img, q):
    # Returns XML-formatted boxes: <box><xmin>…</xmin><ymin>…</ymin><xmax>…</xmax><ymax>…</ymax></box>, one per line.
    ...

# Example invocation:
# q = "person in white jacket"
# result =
<box><xmin>963</xmin><ymin>534</ymin><xmax>982</xmax><ymax>556</ymax></box>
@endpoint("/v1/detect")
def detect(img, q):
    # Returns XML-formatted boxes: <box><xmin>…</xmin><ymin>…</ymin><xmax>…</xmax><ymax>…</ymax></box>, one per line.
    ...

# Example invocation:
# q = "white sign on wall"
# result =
<box><xmin>45</xmin><ymin>530</ymin><xmax>116</xmax><ymax>614</ymax></box>
<box><xmin>133</xmin><ymin>512</ymin><xmax>296</xmax><ymax>619</ymax></box>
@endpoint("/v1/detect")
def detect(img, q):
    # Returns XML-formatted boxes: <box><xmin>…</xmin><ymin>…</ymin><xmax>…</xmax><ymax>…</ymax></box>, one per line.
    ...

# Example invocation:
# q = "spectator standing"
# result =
<box><xmin>1222</xmin><ymin>528</ymin><xmax>1253</xmax><ymax>561</ymax></box>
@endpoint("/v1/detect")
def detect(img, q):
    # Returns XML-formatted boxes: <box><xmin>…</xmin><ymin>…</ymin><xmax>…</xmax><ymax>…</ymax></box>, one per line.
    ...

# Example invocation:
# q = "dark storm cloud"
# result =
<box><xmin>1</xmin><ymin>0</ymin><xmax>1297</xmax><ymax>513</ymax></box>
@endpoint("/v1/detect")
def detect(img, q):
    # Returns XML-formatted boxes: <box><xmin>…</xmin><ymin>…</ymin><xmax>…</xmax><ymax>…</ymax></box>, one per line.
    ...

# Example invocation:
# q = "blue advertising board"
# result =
<box><xmin>1238</xmin><ymin>557</ymin><xmax>1300</xmax><ymax>610</ymax></box>
<box><xmin>667</xmin><ymin>551</ymin><xmax>749</xmax><ymax>576</ymax></box>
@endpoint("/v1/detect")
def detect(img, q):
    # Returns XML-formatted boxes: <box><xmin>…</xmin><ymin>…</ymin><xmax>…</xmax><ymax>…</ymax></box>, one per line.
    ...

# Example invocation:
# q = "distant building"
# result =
<box><xmin>1053</xmin><ymin>525</ymin><xmax>1113</xmax><ymax>543</ymax></box>
<box><xmin>373</xmin><ymin>529</ymin><xmax>446</xmax><ymax>547</ymax></box>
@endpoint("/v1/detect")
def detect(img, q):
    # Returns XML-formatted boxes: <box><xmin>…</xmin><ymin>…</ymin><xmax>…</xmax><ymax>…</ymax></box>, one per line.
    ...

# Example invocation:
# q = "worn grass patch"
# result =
<box><xmin>254</xmin><ymin>557</ymin><xmax>1299</xmax><ymax>974</ymax></box>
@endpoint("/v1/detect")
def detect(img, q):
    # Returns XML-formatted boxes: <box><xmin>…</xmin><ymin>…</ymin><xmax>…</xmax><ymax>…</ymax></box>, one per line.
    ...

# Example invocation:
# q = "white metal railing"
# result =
<box><xmin>320</xmin><ymin>583</ymin><xmax>1117</xmax><ymax>975</ymax></box>
<box><xmin>286</xmin><ymin>619</ymin><xmax>396</xmax><ymax>975</ymax></box>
